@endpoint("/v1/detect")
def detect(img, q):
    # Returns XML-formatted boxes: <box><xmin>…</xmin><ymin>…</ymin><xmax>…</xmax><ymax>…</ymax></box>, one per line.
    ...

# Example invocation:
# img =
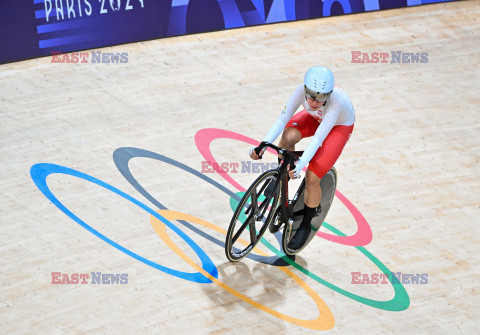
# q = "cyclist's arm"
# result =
<box><xmin>263</xmin><ymin>85</ymin><xmax>304</xmax><ymax>143</ymax></box>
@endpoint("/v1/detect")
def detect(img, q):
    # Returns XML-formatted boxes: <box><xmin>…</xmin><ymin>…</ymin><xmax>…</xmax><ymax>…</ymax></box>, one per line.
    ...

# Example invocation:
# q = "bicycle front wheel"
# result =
<box><xmin>225</xmin><ymin>169</ymin><xmax>280</xmax><ymax>262</ymax></box>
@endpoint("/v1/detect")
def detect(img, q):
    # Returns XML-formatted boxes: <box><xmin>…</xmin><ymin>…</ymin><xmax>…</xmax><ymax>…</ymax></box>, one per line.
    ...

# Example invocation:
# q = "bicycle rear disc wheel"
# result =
<box><xmin>225</xmin><ymin>169</ymin><xmax>280</xmax><ymax>262</ymax></box>
<box><xmin>283</xmin><ymin>167</ymin><xmax>337</xmax><ymax>256</ymax></box>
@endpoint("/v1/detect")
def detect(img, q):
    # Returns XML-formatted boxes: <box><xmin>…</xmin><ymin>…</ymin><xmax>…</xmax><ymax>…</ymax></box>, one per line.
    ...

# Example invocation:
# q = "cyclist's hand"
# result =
<box><xmin>288</xmin><ymin>169</ymin><xmax>297</xmax><ymax>179</ymax></box>
<box><xmin>249</xmin><ymin>147</ymin><xmax>259</xmax><ymax>160</ymax></box>
<box><xmin>249</xmin><ymin>146</ymin><xmax>265</xmax><ymax>160</ymax></box>
<box><xmin>291</xmin><ymin>158</ymin><xmax>306</xmax><ymax>179</ymax></box>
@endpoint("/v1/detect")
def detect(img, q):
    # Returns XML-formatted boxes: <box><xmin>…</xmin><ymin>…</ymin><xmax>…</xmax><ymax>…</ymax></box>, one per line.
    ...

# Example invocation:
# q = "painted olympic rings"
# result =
<box><xmin>30</xmin><ymin>128</ymin><xmax>410</xmax><ymax>330</ymax></box>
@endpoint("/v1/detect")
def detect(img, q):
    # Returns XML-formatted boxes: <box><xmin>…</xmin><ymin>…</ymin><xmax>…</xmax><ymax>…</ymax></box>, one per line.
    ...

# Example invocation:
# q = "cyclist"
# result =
<box><xmin>250</xmin><ymin>66</ymin><xmax>355</xmax><ymax>249</ymax></box>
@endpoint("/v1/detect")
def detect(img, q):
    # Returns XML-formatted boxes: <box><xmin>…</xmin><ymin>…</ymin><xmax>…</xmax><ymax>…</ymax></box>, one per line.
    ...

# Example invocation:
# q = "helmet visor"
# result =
<box><xmin>304</xmin><ymin>86</ymin><xmax>331</xmax><ymax>102</ymax></box>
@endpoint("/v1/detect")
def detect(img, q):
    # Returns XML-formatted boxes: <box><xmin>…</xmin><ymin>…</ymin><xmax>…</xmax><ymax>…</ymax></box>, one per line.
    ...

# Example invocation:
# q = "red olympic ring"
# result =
<box><xmin>194</xmin><ymin>128</ymin><xmax>372</xmax><ymax>246</ymax></box>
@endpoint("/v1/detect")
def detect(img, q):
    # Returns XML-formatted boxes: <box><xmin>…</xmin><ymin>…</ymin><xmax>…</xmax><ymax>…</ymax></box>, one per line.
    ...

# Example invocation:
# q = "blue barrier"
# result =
<box><xmin>0</xmin><ymin>0</ymin><xmax>459</xmax><ymax>64</ymax></box>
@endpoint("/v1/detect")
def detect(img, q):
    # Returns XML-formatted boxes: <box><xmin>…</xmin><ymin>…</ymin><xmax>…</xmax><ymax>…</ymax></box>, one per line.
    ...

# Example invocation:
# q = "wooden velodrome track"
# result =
<box><xmin>1</xmin><ymin>0</ymin><xmax>479</xmax><ymax>333</ymax></box>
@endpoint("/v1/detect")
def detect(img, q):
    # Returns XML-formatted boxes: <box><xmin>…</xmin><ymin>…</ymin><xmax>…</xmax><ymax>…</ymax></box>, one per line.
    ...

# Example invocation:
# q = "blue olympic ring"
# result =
<box><xmin>30</xmin><ymin>163</ymin><xmax>218</xmax><ymax>283</ymax></box>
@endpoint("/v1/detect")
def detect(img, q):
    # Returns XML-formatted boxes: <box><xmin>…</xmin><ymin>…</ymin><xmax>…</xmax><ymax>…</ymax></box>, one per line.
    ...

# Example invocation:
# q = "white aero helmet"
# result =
<box><xmin>304</xmin><ymin>66</ymin><xmax>334</xmax><ymax>102</ymax></box>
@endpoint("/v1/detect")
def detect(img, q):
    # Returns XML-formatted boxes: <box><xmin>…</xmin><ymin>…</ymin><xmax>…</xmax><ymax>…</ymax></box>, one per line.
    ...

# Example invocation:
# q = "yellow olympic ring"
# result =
<box><xmin>150</xmin><ymin>210</ymin><xmax>335</xmax><ymax>330</ymax></box>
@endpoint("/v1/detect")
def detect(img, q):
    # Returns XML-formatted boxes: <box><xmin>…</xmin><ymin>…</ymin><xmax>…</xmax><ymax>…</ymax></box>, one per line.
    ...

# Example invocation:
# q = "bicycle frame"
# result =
<box><xmin>254</xmin><ymin>142</ymin><xmax>305</xmax><ymax>227</ymax></box>
<box><xmin>226</xmin><ymin>141</ymin><xmax>336</xmax><ymax>260</ymax></box>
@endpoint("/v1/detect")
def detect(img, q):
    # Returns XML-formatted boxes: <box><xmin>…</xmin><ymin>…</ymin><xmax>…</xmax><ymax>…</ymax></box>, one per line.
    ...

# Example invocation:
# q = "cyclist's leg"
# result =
<box><xmin>289</xmin><ymin>124</ymin><xmax>354</xmax><ymax>249</ymax></box>
<box><xmin>288</xmin><ymin>174</ymin><xmax>319</xmax><ymax>249</ymax></box>
<box><xmin>280</xmin><ymin>110</ymin><xmax>318</xmax><ymax>148</ymax></box>
<box><xmin>307</xmin><ymin>124</ymin><xmax>354</xmax><ymax>182</ymax></box>
<box><xmin>305</xmin><ymin>169</ymin><xmax>322</xmax><ymax>208</ymax></box>
<box><xmin>278</xmin><ymin>127</ymin><xmax>301</xmax><ymax>152</ymax></box>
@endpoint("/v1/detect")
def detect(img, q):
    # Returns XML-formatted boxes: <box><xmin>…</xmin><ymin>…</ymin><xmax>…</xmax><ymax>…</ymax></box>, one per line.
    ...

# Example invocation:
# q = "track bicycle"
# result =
<box><xmin>225</xmin><ymin>142</ymin><xmax>337</xmax><ymax>262</ymax></box>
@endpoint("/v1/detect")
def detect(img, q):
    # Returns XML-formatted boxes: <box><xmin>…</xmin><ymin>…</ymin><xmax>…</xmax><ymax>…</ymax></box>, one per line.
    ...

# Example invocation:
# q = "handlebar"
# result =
<box><xmin>254</xmin><ymin>141</ymin><xmax>301</xmax><ymax>162</ymax></box>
